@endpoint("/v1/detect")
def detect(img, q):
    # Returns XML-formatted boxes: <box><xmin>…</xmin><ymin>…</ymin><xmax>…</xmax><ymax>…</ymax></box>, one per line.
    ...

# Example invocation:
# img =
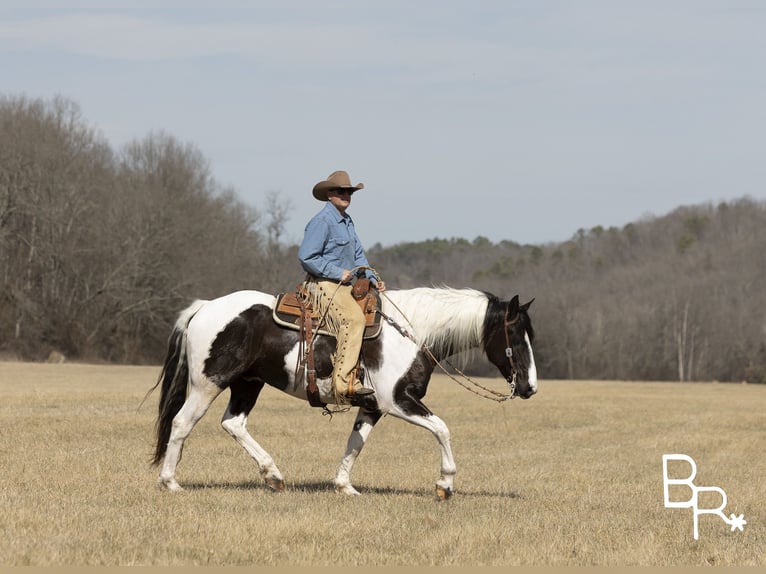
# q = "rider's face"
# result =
<box><xmin>327</xmin><ymin>188</ymin><xmax>354</xmax><ymax>212</ymax></box>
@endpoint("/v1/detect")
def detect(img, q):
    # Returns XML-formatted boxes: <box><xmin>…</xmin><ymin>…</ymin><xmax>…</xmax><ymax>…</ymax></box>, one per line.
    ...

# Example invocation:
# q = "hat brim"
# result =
<box><xmin>312</xmin><ymin>181</ymin><xmax>365</xmax><ymax>201</ymax></box>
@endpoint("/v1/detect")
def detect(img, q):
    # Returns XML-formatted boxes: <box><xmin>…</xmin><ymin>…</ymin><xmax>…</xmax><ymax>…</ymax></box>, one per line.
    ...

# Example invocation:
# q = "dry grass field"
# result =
<box><xmin>0</xmin><ymin>360</ymin><xmax>763</xmax><ymax>566</ymax></box>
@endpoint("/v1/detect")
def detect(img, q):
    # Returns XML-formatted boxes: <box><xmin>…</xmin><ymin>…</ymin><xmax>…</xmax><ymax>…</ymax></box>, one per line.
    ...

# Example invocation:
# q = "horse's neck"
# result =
<box><xmin>384</xmin><ymin>288</ymin><xmax>487</xmax><ymax>356</ymax></box>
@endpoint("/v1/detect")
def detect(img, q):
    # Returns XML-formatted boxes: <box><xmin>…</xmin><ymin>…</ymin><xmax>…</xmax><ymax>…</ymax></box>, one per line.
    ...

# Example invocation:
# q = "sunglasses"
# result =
<box><xmin>333</xmin><ymin>189</ymin><xmax>355</xmax><ymax>197</ymax></box>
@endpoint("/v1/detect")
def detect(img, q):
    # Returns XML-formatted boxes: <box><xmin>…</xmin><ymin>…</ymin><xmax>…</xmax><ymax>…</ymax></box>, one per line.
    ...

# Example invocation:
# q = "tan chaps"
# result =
<box><xmin>303</xmin><ymin>279</ymin><xmax>366</xmax><ymax>399</ymax></box>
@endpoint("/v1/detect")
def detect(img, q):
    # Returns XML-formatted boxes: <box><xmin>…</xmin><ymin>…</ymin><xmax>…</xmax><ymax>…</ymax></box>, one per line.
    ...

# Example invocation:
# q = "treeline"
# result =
<box><xmin>368</xmin><ymin>199</ymin><xmax>766</xmax><ymax>383</ymax></box>
<box><xmin>2</xmin><ymin>94</ymin><xmax>765</xmax><ymax>383</ymax></box>
<box><xmin>1</xmin><ymin>95</ymin><xmax>295</xmax><ymax>363</ymax></box>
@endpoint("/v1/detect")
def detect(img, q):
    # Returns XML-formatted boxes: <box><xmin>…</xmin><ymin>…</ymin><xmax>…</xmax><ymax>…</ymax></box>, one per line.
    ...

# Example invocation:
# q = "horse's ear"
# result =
<box><xmin>506</xmin><ymin>295</ymin><xmax>520</xmax><ymax>319</ymax></box>
<box><xmin>521</xmin><ymin>298</ymin><xmax>535</xmax><ymax>312</ymax></box>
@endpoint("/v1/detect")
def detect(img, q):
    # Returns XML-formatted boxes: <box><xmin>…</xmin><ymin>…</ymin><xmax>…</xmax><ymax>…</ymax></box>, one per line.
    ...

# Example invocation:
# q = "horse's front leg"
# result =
<box><xmin>391</xmin><ymin>411</ymin><xmax>457</xmax><ymax>500</ymax></box>
<box><xmin>334</xmin><ymin>408</ymin><xmax>382</xmax><ymax>495</ymax></box>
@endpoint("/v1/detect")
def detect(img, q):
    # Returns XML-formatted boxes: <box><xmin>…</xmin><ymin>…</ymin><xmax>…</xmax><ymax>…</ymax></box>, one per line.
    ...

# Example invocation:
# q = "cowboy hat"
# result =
<box><xmin>312</xmin><ymin>170</ymin><xmax>365</xmax><ymax>201</ymax></box>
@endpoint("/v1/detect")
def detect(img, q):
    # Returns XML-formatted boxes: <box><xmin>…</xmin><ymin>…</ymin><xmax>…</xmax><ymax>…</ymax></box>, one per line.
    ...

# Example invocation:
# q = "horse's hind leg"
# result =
<box><xmin>334</xmin><ymin>408</ymin><xmax>383</xmax><ymax>495</ymax></box>
<box><xmin>159</xmin><ymin>381</ymin><xmax>223</xmax><ymax>491</ymax></box>
<box><xmin>220</xmin><ymin>379</ymin><xmax>285</xmax><ymax>491</ymax></box>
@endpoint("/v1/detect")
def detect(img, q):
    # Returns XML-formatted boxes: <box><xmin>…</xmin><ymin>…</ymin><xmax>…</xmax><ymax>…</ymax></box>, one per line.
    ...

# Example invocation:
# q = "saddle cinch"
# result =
<box><xmin>273</xmin><ymin>279</ymin><xmax>382</xmax><ymax>340</ymax></box>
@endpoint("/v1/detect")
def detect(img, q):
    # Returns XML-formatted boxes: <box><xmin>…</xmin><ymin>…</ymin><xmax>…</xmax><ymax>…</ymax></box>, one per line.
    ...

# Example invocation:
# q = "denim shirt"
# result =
<box><xmin>298</xmin><ymin>202</ymin><xmax>374</xmax><ymax>282</ymax></box>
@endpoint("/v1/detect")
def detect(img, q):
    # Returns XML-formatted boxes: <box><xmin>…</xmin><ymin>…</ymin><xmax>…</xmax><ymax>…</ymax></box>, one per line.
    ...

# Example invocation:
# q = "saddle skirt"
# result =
<box><xmin>272</xmin><ymin>285</ymin><xmax>383</xmax><ymax>340</ymax></box>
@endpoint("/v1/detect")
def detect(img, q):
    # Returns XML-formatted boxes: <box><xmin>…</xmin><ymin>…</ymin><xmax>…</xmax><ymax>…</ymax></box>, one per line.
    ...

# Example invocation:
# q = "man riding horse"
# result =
<box><xmin>297</xmin><ymin>170</ymin><xmax>386</xmax><ymax>404</ymax></box>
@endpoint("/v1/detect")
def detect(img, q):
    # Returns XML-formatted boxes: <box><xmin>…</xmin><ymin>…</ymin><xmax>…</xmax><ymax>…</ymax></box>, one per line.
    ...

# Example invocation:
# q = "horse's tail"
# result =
<box><xmin>150</xmin><ymin>299</ymin><xmax>207</xmax><ymax>466</ymax></box>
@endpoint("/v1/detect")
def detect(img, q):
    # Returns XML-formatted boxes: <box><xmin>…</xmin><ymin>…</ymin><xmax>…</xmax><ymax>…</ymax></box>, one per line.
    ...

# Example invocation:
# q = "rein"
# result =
<box><xmin>377</xmin><ymin>289</ymin><xmax>518</xmax><ymax>403</ymax></box>
<box><xmin>433</xmin><ymin>352</ymin><xmax>515</xmax><ymax>402</ymax></box>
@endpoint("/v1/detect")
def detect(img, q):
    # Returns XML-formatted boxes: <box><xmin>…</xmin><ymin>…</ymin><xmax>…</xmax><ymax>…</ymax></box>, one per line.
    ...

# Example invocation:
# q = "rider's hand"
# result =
<box><xmin>340</xmin><ymin>269</ymin><xmax>354</xmax><ymax>284</ymax></box>
<box><xmin>376</xmin><ymin>281</ymin><xmax>386</xmax><ymax>293</ymax></box>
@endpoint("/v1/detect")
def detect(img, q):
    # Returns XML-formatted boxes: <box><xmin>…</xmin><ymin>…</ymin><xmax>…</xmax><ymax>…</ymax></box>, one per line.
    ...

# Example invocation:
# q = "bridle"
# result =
<box><xmin>502</xmin><ymin>312</ymin><xmax>520</xmax><ymax>396</ymax></box>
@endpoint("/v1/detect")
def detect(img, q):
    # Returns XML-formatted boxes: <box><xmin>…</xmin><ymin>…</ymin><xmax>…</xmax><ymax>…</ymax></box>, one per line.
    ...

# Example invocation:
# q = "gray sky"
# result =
<box><xmin>2</xmin><ymin>1</ymin><xmax>764</xmax><ymax>247</ymax></box>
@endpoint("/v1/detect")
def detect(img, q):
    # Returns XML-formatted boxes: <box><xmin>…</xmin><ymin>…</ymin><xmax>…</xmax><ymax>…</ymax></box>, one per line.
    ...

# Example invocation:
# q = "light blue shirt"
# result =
<box><xmin>298</xmin><ymin>202</ymin><xmax>374</xmax><ymax>283</ymax></box>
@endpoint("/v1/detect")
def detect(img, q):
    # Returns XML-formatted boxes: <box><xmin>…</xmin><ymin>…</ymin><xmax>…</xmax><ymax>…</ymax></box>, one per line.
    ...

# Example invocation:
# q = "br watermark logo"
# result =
<box><xmin>662</xmin><ymin>454</ymin><xmax>746</xmax><ymax>540</ymax></box>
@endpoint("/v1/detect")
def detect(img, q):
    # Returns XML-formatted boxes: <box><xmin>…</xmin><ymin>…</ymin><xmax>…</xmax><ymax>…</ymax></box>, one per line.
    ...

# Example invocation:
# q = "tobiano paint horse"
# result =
<box><xmin>150</xmin><ymin>286</ymin><xmax>537</xmax><ymax>499</ymax></box>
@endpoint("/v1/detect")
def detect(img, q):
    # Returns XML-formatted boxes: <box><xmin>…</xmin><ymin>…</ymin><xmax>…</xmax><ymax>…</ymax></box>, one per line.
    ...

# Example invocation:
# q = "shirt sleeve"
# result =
<box><xmin>298</xmin><ymin>217</ymin><xmax>344</xmax><ymax>280</ymax></box>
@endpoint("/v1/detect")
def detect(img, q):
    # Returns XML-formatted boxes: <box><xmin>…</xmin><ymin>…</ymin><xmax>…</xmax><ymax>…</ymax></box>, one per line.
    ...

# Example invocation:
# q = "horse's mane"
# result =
<box><xmin>382</xmin><ymin>287</ymin><xmax>489</xmax><ymax>357</ymax></box>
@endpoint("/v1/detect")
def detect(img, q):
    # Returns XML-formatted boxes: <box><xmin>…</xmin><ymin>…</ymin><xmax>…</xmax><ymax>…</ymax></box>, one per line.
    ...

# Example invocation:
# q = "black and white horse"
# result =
<box><xmin>151</xmin><ymin>286</ymin><xmax>537</xmax><ymax>498</ymax></box>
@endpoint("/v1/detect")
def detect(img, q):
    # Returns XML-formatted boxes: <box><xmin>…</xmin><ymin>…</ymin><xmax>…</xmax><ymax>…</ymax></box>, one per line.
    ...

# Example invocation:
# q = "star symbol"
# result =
<box><xmin>728</xmin><ymin>513</ymin><xmax>746</xmax><ymax>532</ymax></box>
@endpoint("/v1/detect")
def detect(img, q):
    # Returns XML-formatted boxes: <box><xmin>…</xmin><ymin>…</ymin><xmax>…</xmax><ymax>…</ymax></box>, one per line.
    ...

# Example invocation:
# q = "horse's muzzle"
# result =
<box><xmin>515</xmin><ymin>385</ymin><xmax>537</xmax><ymax>400</ymax></box>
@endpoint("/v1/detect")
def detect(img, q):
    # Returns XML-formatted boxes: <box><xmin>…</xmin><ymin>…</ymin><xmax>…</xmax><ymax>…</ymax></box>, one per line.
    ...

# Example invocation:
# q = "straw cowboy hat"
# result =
<box><xmin>312</xmin><ymin>170</ymin><xmax>365</xmax><ymax>201</ymax></box>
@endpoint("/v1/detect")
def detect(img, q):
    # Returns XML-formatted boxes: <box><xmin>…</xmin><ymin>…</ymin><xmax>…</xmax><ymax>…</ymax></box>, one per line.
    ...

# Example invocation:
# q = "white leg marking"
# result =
<box><xmin>221</xmin><ymin>407</ymin><xmax>285</xmax><ymax>491</ymax></box>
<box><xmin>334</xmin><ymin>410</ymin><xmax>380</xmax><ymax>495</ymax></box>
<box><xmin>158</xmin><ymin>384</ymin><xmax>222</xmax><ymax>491</ymax></box>
<box><xmin>390</xmin><ymin>411</ymin><xmax>456</xmax><ymax>497</ymax></box>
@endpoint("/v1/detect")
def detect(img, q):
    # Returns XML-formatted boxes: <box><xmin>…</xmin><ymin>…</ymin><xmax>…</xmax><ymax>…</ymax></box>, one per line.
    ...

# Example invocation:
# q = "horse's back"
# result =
<box><xmin>186</xmin><ymin>290</ymin><xmax>276</xmax><ymax>349</ymax></box>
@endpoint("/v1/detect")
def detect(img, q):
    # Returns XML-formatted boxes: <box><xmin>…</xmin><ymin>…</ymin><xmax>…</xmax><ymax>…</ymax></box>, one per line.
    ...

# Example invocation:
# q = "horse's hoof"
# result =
<box><xmin>334</xmin><ymin>483</ymin><xmax>361</xmax><ymax>496</ymax></box>
<box><xmin>435</xmin><ymin>485</ymin><xmax>453</xmax><ymax>501</ymax></box>
<box><xmin>264</xmin><ymin>476</ymin><xmax>285</xmax><ymax>492</ymax></box>
<box><xmin>158</xmin><ymin>478</ymin><xmax>183</xmax><ymax>492</ymax></box>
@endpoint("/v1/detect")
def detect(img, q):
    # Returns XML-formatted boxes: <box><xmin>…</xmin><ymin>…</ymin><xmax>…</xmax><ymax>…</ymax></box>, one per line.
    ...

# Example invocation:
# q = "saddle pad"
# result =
<box><xmin>273</xmin><ymin>290</ymin><xmax>382</xmax><ymax>340</ymax></box>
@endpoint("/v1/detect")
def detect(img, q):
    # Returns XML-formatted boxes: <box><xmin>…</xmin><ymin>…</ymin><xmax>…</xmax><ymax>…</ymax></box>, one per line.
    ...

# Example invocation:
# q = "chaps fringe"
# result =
<box><xmin>301</xmin><ymin>279</ymin><xmax>343</xmax><ymax>335</ymax></box>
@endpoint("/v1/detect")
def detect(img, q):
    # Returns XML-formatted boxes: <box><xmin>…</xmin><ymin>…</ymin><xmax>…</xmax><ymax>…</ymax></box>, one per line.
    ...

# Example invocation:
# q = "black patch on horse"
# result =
<box><xmin>205</xmin><ymin>305</ymin><xmax>296</xmax><ymax>389</ymax></box>
<box><xmin>391</xmin><ymin>350</ymin><xmax>437</xmax><ymax>417</ymax></box>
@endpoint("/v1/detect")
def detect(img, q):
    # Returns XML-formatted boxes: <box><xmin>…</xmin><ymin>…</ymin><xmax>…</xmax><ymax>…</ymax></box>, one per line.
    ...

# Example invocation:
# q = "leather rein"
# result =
<box><xmin>378</xmin><ymin>297</ymin><xmax>522</xmax><ymax>402</ymax></box>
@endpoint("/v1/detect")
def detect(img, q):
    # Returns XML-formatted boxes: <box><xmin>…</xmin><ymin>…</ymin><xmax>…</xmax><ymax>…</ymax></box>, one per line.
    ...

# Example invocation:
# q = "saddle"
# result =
<box><xmin>272</xmin><ymin>279</ymin><xmax>382</xmax><ymax>408</ymax></box>
<box><xmin>273</xmin><ymin>279</ymin><xmax>382</xmax><ymax>340</ymax></box>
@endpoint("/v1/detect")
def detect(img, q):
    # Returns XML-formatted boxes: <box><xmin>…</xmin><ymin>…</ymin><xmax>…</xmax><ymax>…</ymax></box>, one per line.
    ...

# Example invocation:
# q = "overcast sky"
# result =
<box><xmin>2</xmin><ymin>1</ymin><xmax>764</xmax><ymax>247</ymax></box>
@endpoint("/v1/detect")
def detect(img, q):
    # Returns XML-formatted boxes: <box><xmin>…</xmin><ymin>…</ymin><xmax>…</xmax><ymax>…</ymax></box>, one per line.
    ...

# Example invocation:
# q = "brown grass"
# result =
<box><xmin>0</xmin><ymin>361</ymin><xmax>763</xmax><ymax>566</ymax></box>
